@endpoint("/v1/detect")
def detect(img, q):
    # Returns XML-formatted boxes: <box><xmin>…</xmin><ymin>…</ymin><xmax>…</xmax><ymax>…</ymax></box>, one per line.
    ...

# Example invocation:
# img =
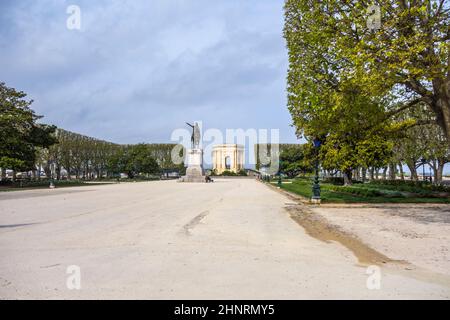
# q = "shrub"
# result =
<box><xmin>237</xmin><ymin>169</ymin><xmax>248</xmax><ymax>176</ymax></box>
<box><xmin>322</xmin><ymin>177</ymin><xmax>362</xmax><ymax>185</ymax></box>
<box><xmin>329</xmin><ymin>185</ymin><xmax>384</xmax><ymax>197</ymax></box>
<box><xmin>328</xmin><ymin>185</ymin><xmax>407</xmax><ymax>198</ymax></box>
<box><xmin>367</xmin><ymin>179</ymin><xmax>449</xmax><ymax>192</ymax></box>
<box><xmin>221</xmin><ymin>170</ymin><xmax>237</xmax><ymax>176</ymax></box>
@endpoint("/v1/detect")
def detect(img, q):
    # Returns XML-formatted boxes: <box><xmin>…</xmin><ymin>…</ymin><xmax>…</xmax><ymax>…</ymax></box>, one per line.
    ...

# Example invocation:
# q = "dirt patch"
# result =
<box><xmin>285</xmin><ymin>204</ymin><xmax>406</xmax><ymax>267</ymax></box>
<box><xmin>182</xmin><ymin>211</ymin><xmax>209</xmax><ymax>236</ymax></box>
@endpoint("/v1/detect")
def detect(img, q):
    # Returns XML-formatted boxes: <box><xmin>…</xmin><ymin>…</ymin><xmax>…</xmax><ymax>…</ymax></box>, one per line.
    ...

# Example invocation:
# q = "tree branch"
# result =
<box><xmin>385</xmin><ymin>98</ymin><xmax>422</xmax><ymax>118</ymax></box>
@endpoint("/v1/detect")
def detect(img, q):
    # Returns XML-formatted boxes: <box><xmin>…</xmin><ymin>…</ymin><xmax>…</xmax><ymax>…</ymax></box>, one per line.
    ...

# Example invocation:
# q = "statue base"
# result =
<box><xmin>179</xmin><ymin>149</ymin><xmax>207</xmax><ymax>183</ymax></box>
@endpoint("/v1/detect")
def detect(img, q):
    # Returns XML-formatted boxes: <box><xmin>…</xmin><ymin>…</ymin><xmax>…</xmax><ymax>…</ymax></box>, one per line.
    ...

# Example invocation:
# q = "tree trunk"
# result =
<box><xmin>1</xmin><ymin>168</ymin><xmax>6</xmax><ymax>181</ymax></box>
<box><xmin>432</xmin><ymin>78</ymin><xmax>450</xmax><ymax>141</ymax></box>
<box><xmin>369</xmin><ymin>167</ymin><xmax>374</xmax><ymax>180</ymax></box>
<box><xmin>356</xmin><ymin>168</ymin><xmax>361</xmax><ymax>181</ymax></box>
<box><xmin>398</xmin><ymin>163</ymin><xmax>405</xmax><ymax>181</ymax></box>
<box><xmin>343</xmin><ymin>169</ymin><xmax>353</xmax><ymax>186</ymax></box>
<box><xmin>406</xmin><ymin>161</ymin><xmax>418</xmax><ymax>181</ymax></box>
<box><xmin>430</xmin><ymin>159</ymin><xmax>445</xmax><ymax>185</ymax></box>
<box><xmin>436</xmin><ymin>162</ymin><xmax>444</xmax><ymax>185</ymax></box>
<box><xmin>388</xmin><ymin>163</ymin><xmax>396</xmax><ymax>180</ymax></box>
<box><xmin>44</xmin><ymin>165</ymin><xmax>51</xmax><ymax>180</ymax></box>
<box><xmin>361</xmin><ymin>167</ymin><xmax>367</xmax><ymax>183</ymax></box>
<box><xmin>382</xmin><ymin>167</ymin><xmax>387</xmax><ymax>180</ymax></box>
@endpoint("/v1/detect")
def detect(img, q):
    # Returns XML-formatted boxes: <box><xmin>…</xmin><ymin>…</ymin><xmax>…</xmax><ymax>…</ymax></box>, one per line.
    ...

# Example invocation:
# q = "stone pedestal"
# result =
<box><xmin>179</xmin><ymin>149</ymin><xmax>207</xmax><ymax>183</ymax></box>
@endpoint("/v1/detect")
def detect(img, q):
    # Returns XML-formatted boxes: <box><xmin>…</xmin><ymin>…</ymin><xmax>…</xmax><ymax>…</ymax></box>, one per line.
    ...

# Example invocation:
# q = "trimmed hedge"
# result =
<box><xmin>329</xmin><ymin>185</ymin><xmax>386</xmax><ymax>197</ymax></box>
<box><xmin>322</xmin><ymin>177</ymin><xmax>363</xmax><ymax>185</ymax></box>
<box><xmin>328</xmin><ymin>184</ymin><xmax>449</xmax><ymax>198</ymax></box>
<box><xmin>367</xmin><ymin>180</ymin><xmax>449</xmax><ymax>192</ymax></box>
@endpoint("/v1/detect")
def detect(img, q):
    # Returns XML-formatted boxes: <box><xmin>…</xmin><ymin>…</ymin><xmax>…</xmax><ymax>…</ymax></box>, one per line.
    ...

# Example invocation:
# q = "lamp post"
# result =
<box><xmin>311</xmin><ymin>138</ymin><xmax>321</xmax><ymax>204</ymax></box>
<box><xmin>277</xmin><ymin>160</ymin><xmax>282</xmax><ymax>187</ymax></box>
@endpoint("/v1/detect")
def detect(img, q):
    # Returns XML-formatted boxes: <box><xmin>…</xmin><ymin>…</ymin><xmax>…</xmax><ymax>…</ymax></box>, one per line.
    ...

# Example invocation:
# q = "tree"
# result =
<box><xmin>424</xmin><ymin>123</ymin><xmax>449</xmax><ymax>184</ymax></box>
<box><xmin>0</xmin><ymin>82</ymin><xmax>56</xmax><ymax>177</ymax></box>
<box><xmin>107</xmin><ymin>144</ymin><xmax>160</xmax><ymax>179</ymax></box>
<box><xmin>284</xmin><ymin>0</ymin><xmax>450</xmax><ymax>140</ymax></box>
<box><xmin>131</xmin><ymin>144</ymin><xmax>160</xmax><ymax>176</ymax></box>
<box><xmin>279</xmin><ymin>144</ymin><xmax>313</xmax><ymax>178</ymax></box>
<box><xmin>283</xmin><ymin>1</ymin><xmax>449</xmax><ymax>184</ymax></box>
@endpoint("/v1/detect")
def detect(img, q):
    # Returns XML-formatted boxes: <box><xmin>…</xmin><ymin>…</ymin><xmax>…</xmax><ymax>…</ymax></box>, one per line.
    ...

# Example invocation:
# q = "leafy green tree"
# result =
<box><xmin>0</xmin><ymin>82</ymin><xmax>56</xmax><ymax>177</ymax></box>
<box><xmin>284</xmin><ymin>0</ymin><xmax>450</xmax><ymax>140</ymax></box>
<box><xmin>394</xmin><ymin>105</ymin><xmax>449</xmax><ymax>183</ymax></box>
<box><xmin>424</xmin><ymin>124</ymin><xmax>449</xmax><ymax>184</ymax></box>
<box><xmin>283</xmin><ymin>1</ymin><xmax>448</xmax><ymax>184</ymax></box>
<box><xmin>279</xmin><ymin>144</ymin><xmax>313</xmax><ymax>178</ymax></box>
<box><xmin>131</xmin><ymin>144</ymin><xmax>160</xmax><ymax>176</ymax></box>
<box><xmin>107</xmin><ymin>144</ymin><xmax>160</xmax><ymax>179</ymax></box>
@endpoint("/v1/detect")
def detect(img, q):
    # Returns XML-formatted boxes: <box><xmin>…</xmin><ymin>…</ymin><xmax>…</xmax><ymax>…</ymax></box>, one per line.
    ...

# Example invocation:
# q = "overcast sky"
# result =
<box><xmin>0</xmin><ymin>0</ymin><xmax>299</xmax><ymax>155</ymax></box>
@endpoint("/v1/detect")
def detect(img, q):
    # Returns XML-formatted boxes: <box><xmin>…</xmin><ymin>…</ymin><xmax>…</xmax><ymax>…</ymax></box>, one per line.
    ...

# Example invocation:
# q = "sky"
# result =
<box><xmin>0</xmin><ymin>0</ymin><xmax>299</xmax><ymax>163</ymax></box>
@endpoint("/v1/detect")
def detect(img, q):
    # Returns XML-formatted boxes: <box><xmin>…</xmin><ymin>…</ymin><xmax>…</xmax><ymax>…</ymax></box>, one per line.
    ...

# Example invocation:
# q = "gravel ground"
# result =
<box><xmin>311</xmin><ymin>203</ymin><xmax>450</xmax><ymax>277</ymax></box>
<box><xmin>0</xmin><ymin>180</ymin><xmax>449</xmax><ymax>299</ymax></box>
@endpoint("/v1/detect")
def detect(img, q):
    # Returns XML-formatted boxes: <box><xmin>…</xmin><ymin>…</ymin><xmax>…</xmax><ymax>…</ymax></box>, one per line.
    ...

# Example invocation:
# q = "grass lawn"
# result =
<box><xmin>274</xmin><ymin>178</ymin><xmax>450</xmax><ymax>204</ymax></box>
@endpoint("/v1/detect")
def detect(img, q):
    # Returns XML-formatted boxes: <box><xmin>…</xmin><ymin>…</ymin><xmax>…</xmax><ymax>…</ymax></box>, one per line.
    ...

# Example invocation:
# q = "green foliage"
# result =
<box><xmin>284</xmin><ymin>2</ymin><xmax>400</xmax><ymax>180</ymax></box>
<box><xmin>328</xmin><ymin>185</ymin><xmax>386</xmax><ymax>198</ymax></box>
<box><xmin>0</xmin><ymin>83</ymin><xmax>182</xmax><ymax>180</ymax></box>
<box><xmin>279</xmin><ymin>144</ymin><xmax>314</xmax><ymax>177</ymax></box>
<box><xmin>320</xmin><ymin>131</ymin><xmax>394</xmax><ymax>177</ymax></box>
<box><xmin>220</xmin><ymin>170</ymin><xmax>237</xmax><ymax>176</ymax></box>
<box><xmin>0</xmin><ymin>157</ymin><xmax>25</xmax><ymax>171</ymax></box>
<box><xmin>107</xmin><ymin>144</ymin><xmax>160</xmax><ymax>178</ymax></box>
<box><xmin>237</xmin><ymin>169</ymin><xmax>248</xmax><ymax>176</ymax></box>
<box><xmin>284</xmin><ymin>0</ymin><xmax>450</xmax><ymax>185</ymax></box>
<box><xmin>367</xmin><ymin>179</ymin><xmax>449</xmax><ymax>193</ymax></box>
<box><xmin>255</xmin><ymin>143</ymin><xmax>313</xmax><ymax>173</ymax></box>
<box><xmin>34</xmin><ymin>129</ymin><xmax>184</xmax><ymax>180</ymax></box>
<box><xmin>284</xmin><ymin>0</ymin><xmax>450</xmax><ymax>141</ymax></box>
<box><xmin>393</xmin><ymin>105</ymin><xmax>449</xmax><ymax>183</ymax></box>
<box><xmin>0</xmin><ymin>82</ymin><xmax>57</xmax><ymax>171</ymax></box>
<box><xmin>216</xmin><ymin>170</ymin><xmax>248</xmax><ymax>176</ymax></box>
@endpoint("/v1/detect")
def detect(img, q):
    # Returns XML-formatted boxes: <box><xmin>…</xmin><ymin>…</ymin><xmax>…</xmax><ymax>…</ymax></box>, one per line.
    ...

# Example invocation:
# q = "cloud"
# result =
<box><xmin>0</xmin><ymin>0</ymin><xmax>299</xmax><ymax>159</ymax></box>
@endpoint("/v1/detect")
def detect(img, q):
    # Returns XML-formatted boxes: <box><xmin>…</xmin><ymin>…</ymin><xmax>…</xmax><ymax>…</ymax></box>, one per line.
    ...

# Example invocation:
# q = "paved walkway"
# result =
<box><xmin>0</xmin><ymin>179</ymin><xmax>448</xmax><ymax>299</ymax></box>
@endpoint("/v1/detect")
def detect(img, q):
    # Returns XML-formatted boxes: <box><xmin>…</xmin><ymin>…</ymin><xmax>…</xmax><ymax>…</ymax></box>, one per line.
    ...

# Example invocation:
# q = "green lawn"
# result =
<box><xmin>274</xmin><ymin>178</ymin><xmax>450</xmax><ymax>204</ymax></box>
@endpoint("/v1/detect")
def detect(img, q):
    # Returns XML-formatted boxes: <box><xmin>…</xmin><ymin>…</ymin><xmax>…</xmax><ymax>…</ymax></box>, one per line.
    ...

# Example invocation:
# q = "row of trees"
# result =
<box><xmin>255</xmin><ymin>144</ymin><xmax>315</xmax><ymax>178</ymax></box>
<box><xmin>36</xmin><ymin>129</ymin><xmax>119</xmax><ymax>180</ymax></box>
<box><xmin>107</xmin><ymin>143</ymin><xmax>185</xmax><ymax>179</ymax></box>
<box><xmin>34</xmin><ymin>130</ymin><xmax>186</xmax><ymax>180</ymax></box>
<box><xmin>284</xmin><ymin>0</ymin><xmax>449</xmax><ymax>185</ymax></box>
<box><xmin>1</xmin><ymin>82</ymin><xmax>185</xmax><ymax>181</ymax></box>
